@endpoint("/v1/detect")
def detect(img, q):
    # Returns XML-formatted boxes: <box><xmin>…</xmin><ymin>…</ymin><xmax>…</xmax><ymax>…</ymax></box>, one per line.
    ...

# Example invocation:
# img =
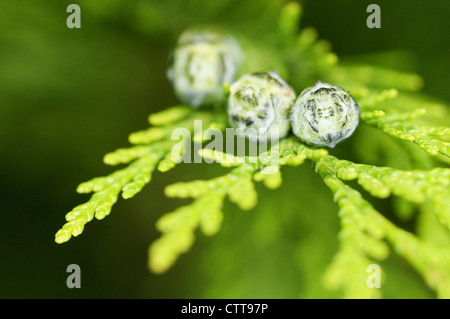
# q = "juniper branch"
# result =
<box><xmin>55</xmin><ymin>106</ymin><xmax>225</xmax><ymax>244</ymax></box>
<box><xmin>314</xmin><ymin>151</ymin><xmax>450</xmax><ymax>298</ymax></box>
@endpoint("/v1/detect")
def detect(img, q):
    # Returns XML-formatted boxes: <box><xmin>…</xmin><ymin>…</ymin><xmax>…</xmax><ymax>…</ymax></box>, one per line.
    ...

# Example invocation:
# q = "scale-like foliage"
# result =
<box><xmin>55</xmin><ymin>2</ymin><xmax>450</xmax><ymax>298</ymax></box>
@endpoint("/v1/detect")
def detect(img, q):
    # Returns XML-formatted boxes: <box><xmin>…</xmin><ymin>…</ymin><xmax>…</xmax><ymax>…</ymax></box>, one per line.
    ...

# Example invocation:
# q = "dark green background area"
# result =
<box><xmin>0</xmin><ymin>0</ymin><xmax>448</xmax><ymax>298</ymax></box>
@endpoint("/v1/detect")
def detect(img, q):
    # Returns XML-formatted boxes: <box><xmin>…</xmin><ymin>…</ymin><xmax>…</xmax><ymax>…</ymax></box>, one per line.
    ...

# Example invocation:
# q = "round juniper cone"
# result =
<box><xmin>167</xmin><ymin>27</ymin><xmax>243</xmax><ymax>108</ymax></box>
<box><xmin>290</xmin><ymin>81</ymin><xmax>360</xmax><ymax>148</ymax></box>
<box><xmin>227</xmin><ymin>71</ymin><xmax>296</xmax><ymax>142</ymax></box>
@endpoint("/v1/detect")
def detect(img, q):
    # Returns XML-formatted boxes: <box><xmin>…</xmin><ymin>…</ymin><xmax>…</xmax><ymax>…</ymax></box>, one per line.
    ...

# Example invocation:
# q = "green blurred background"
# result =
<box><xmin>0</xmin><ymin>0</ymin><xmax>449</xmax><ymax>298</ymax></box>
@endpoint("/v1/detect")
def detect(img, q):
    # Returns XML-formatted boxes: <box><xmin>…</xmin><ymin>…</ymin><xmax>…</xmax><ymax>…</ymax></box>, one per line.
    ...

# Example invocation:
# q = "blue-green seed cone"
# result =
<box><xmin>167</xmin><ymin>27</ymin><xmax>243</xmax><ymax>108</ymax></box>
<box><xmin>227</xmin><ymin>71</ymin><xmax>296</xmax><ymax>142</ymax></box>
<box><xmin>290</xmin><ymin>81</ymin><xmax>359</xmax><ymax>148</ymax></box>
